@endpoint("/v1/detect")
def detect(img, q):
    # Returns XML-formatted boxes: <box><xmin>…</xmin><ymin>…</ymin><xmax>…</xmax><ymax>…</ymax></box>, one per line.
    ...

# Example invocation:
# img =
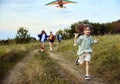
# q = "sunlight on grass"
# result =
<box><xmin>0</xmin><ymin>43</ymin><xmax>40</xmax><ymax>57</ymax></box>
<box><xmin>55</xmin><ymin>35</ymin><xmax>120</xmax><ymax>83</ymax></box>
<box><xmin>0</xmin><ymin>42</ymin><xmax>40</xmax><ymax>82</ymax></box>
<box><xmin>19</xmin><ymin>52</ymin><xmax>71</xmax><ymax>84</ymax></box>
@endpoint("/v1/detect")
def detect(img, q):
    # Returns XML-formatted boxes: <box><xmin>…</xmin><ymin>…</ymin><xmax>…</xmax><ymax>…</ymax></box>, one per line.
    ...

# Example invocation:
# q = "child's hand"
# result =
<box><xmin>94</xmin><ymin>39</ymin><xmax>99</xmax><ymax>43</ymax></box>
<box><xmin>74</xmin><ymin>33</ymin><xmax>79</xmax><ymax>38</ymax></box>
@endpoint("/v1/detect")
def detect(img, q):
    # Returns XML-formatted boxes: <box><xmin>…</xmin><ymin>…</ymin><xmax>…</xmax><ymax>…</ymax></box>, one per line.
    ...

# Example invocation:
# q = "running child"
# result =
<box><xmin>56</xmin><ymin>32</ymin><xmax>62</xmax><ymax>47</ymax></box>
<box><xmin>48</xmin><ymin>31</ymin><xmax>55</xmax><ymax>51</ymax></box>
<box><xmin>38</xmin><ymin>30</ymin><xmax>48</xmax><ymax>52</ymax></box>
<box><xmin>75</xmin><ymin>24</ymin><xmax>98</xmax><ymax>80</ymax></box>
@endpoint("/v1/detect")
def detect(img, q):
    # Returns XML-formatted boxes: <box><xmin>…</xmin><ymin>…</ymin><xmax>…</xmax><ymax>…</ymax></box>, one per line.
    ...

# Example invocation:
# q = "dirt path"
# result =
<box><xmin>2</xmin><ymin>49</ymin><xmax>108</xmax><ymax>84</ymax></box>
<box><xmin>48</xmin><ymin>52</ymin><xmax>108</xmax><ymax>84</ymax></box>
<box><xmin>3</xmin><ymin>49</ymin><xmax>39</xmax><ymax>84</ymax></box>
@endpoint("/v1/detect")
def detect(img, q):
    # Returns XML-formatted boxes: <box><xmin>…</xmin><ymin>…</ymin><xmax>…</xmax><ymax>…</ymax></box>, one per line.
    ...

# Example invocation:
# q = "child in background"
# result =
<box><xmin>48</xmin><ymin>31</ymin><xmax>55</xmax><ymax>51</ymax></box>
<box><xmin>38</xmin><ymin>30</ymin><xmax>47</xmax><ymax>52</ymax></box>
<box><xmin>56</xmin><ymin>32</ymin><xmax>62</xmax><ymax>47</ymax></box>
<box><xmin>75</xmin><ymin>24</ymin><xmax>98</xmax><ymax>80</ymax></box>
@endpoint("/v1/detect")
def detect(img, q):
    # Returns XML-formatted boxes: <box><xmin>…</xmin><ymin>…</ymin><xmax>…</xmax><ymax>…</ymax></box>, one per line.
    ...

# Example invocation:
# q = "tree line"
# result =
<box><xmin>0</xmin><ymin>19</ymin><xmax>120</xmax><ymax>45</ymax></box>
<box><xmin>57</xmin><ymin>19</ymin><xmax>120</xmax><ymax>39</ymax></box>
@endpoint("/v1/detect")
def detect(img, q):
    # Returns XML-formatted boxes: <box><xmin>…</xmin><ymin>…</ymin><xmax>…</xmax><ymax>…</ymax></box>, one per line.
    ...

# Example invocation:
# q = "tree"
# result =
<box><xmin>56</xmin><ymin>29</ymin><xmax>72</xmax><ymax>39</ymax></box>
<box><xmin>15</xmin><ymin>27</ymin><xmax>31</xmax><ymax>43</ymax></box>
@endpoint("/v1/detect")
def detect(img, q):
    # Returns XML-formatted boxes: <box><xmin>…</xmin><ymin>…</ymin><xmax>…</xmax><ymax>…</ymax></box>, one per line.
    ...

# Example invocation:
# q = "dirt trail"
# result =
<box><xmin>3</xmin><ymin>49</ymin><xmax>39</xmax><ymax>84</ymax></box>
<box><xmin>48</xmin><ymin>52</ymin><xmax>108</xmax><ymax>84</ymax></box>
<box><xmin>2</xmin><ymin>49</ymin><xmax>108</xmax><ymax>84</ymax></box>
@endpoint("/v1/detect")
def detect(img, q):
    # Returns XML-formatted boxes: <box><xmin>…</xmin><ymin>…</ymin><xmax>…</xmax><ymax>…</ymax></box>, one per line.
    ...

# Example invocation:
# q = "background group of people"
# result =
<box><xmin>38</xmin><ymin>30</ymin><xmax>62</xmax><ymax>52</ymax></box>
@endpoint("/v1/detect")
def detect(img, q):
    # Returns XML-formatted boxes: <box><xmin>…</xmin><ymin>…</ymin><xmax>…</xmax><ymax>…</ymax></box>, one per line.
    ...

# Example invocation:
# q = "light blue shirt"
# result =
<box><xmin>77</xmin><ymin>35</ymin><xmax>97</xmax><ymax>55</ymax></box>
<box><xmin>56</xmin><ymin>34</ymin><xmax>62</xmax><ymax>40</ymax></box>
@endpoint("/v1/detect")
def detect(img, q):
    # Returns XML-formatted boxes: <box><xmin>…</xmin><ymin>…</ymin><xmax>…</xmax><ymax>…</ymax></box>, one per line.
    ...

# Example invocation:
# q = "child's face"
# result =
<box><xmin>83</xmin><ymin>27</ymin><xmax>91</xmax><ymax>36</ymax></box>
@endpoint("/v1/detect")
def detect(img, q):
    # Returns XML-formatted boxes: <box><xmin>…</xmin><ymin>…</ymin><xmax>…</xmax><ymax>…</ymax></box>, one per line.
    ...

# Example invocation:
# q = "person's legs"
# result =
<box><xmin>42</xmin><ymin>42</ymin><xmax>45</xmax><ymax>51</ymax></box>
<box><xmin>57</xmin><ymin>41</ymin><xmax>61</xmax><ymax>47</ymax></box>
<box><xmin>49</xmin><ymin>42</ymin><xmax>53</xmax><ymax>51</ymax></box>
<box><xmin>59</xmin><ymin>41</ymin><xmax>61</xmax><ymax>46</ymax></box>
<box><xmin>85</xmin><ymin>61</ymin><xmax>91</xmax><ymax>79</ymax></box>
<box><xmin>42</xmin><ymin>43</ymin><xmax>45</xmax><ymax>48</ymax></box>
<box><xmin>49</xmin><ymin>42</ymin><xmax>51</xmax><ymax>51</ymax></box>
<box><xmin>51</xmin><ymin>42</ymin><xmax>53</xmax><ymax>50</ymax></box>
<box><xmin>86</xmin><ymin>61</ymin><xmax>89</xmax><ymax>76</ymax></box>
<box><xmin>57</xmin><ymin>41</ymin><xmax>59</xmax><ymax>47</ymax></box>
<box><xmin>84</xmin><ymin>53</ymin><xmax>91</xmax><ymax>79</ymax></box>
<box><xmin>40</xmin><ymin>42</ymin><xmax>44</xmax><ymax>51</ymax></box>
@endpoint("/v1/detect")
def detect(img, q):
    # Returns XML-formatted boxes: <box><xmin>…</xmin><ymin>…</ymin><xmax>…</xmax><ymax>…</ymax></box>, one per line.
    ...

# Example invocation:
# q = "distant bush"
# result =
<box><xmin>0</xmin><ymin>27</ymin><xmax>37</xmax><ymax>45</ymax></box>
<box><xmin>0</xmin><ymin>38</ymin><xmax>16</xmax><ymax>45</ymax></box>
<box><xmin>15</xmin><ymin>27</ymin><xmax>31</xmax><ymax>43</ymax></box>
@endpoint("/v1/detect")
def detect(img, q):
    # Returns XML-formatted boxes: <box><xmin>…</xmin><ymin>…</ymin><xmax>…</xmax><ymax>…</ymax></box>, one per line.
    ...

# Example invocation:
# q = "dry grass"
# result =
<box><xmin>0</xmin><ymin>42</ymin><xmax>40</xmax><ymax>83</ymax></box>
<box><xmin>18</xmin><ymin>51</ymin><xmax>71</xmax><ymax>84</ymax></box>
<box><xmin>55</xmin><ymin>34</ymin><xmax>120</xmax><ymax>83</ymax></box>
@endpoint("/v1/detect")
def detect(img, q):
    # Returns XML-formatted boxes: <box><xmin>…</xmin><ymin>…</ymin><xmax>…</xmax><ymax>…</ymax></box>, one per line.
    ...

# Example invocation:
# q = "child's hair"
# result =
<box><xmin>41</xmin><ymin>30</ymin><xmax>46</xmax><ymax>34</ymax></box>
<box><xmin>75</xmin><ymin>23</ymin><xmax>94</xmax><ymax>34</ymax></box>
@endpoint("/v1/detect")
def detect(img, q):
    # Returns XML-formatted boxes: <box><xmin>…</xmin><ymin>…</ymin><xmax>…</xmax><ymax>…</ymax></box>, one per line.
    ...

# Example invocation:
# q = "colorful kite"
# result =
<box><xmin>45</xmin><ymin>0</ymin><xmax>77</xmax><ymax>8</ymax></box>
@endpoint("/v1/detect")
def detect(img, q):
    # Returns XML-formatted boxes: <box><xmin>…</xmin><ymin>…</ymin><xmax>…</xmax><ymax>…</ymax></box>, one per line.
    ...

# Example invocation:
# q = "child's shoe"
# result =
<box><xmin>85</xmin><ymin>75</ymin><xmax>90</xmax><ymax>80</ymax></box>
<box><xmin>75</xmin><ymin>58</ymin><xmax>79</xmax><ymax>65</ymax></box>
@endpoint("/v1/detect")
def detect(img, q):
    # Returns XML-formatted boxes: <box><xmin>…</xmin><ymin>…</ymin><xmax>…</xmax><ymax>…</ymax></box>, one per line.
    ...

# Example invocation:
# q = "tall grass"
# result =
<box><xmin>91</xmin><ymin>35</ymin><xmax>120</xmax><ymax>83</ymax></box>
<box><xmin>55</xmin><ymin>34</ymin><xmax>120</xmax><ymax>83</ymax></box>
<box><xmin>0</xmin><ymin>42</ymin><xmax>40</xmax><ymax>58</ymax></box>
<box><xmin>0</xmin><ymin>42</ymin><xmax>40</xmax><ymax>82</ymax></box>
<box><xmin>19</xmin><ymin>51</ymin><xmax>72</xmax><ymax>84</ymax></box>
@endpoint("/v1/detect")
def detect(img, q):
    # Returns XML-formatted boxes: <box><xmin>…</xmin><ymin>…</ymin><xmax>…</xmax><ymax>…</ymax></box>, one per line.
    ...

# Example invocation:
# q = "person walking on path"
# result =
<box><xmin>38</xmin><ymin>30</ymin><xmax>48</xmax><ymax>52</ymax></box>
<box><xmin>56</xmin><ymin>32</ymin><xmax>62</xmax><ymax>47</ymax></box>
<box><xmin>48</xmin><ymin>31</ymin><xmax>55</xmax><ymax>51</ymax></box>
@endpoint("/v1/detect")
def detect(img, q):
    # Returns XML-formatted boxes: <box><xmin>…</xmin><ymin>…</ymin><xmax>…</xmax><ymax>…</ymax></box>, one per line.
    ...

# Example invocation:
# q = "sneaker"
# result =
<box><xmin>40</xmin><ymin>47</ymin><xmax>44</xmax><ymax>52</ymax></box>
<box><xmin>85</xmin><ymin>75</ymin><xmax>90</xmax><ymax>80</ymax></box>
<box><xmin>41</xmin><ymin>49</ymin><xmax>44</xmax><ymax>52</ymax></box>
<box><xmin>75</xmin><ymin>58</ymin><xmax>79</xmax><ymax>65</ymax></box>
<box><xmin>50</xmin><ymin>47</ymin><xmax>53</xmax><ymax>51</ymax></box>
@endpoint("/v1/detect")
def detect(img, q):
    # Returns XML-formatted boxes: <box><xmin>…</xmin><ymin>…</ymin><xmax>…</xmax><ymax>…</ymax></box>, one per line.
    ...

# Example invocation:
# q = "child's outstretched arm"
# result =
<box><xmin>91</xmin><ymin>38</ymin><xmax>98</xmax><ymax>44</ymax></box>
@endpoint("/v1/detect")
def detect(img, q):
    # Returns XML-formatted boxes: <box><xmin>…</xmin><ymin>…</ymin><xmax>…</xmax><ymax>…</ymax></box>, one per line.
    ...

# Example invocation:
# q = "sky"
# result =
<box><xmin>0</xmin><ymin>0</ymin><xmax>120</xmax><ymax>40</ymax></box>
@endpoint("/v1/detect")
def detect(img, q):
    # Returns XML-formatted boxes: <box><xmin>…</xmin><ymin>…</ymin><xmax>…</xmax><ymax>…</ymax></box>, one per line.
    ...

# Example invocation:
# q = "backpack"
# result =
<box><xmin>49</xmin><ymin>35</ymin><xmax>55</xmax><ymax>40</ymax></box>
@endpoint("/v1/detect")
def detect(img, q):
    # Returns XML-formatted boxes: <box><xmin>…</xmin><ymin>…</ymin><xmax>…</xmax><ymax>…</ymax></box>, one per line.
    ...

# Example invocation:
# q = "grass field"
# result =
<box><xmin>0</xmin><ymin>42</ymin><xmax>73</xmax><ymax>84</ymax></box>
<box><xmin>0</xmin><ymin>35</ymin><xmax>120</xmax><ymax>84</ymax></box>
<box><xmin>0</xmin><ymin>42</ymin><xmax>40</xmax><ymax>57</ymax></box>
<box><xmin>55</xmin><ymin>34</ymin><xmax>120</xmax><ymax>83</ymax></box>
<box><xmin>18</xmin><ymin>51</ymin><xmax>72</xmax><ymax>84</ymax></box>
<box><xmin>15</xmin><ymin>35</ymin><xmax>120</xmax><ymax>84</ymax></box>
<box><xmin>0</xmin><ymin>42</ymin><xmax>40</xmax><ymax>82</ymax></box>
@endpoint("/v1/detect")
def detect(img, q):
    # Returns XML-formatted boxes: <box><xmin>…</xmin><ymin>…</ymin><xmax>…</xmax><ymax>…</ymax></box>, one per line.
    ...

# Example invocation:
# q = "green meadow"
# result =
<box><xmin>56</xmin><ymin>34</ymin><xmax>120</xmax><ymax>83</ymax></box>
<box><xmin>18</xmin><ymin>51</ymin><xmax>72</xmax><ymax>84</ymax></box>
<box><xmin>0</xmin><ymin>43</ymin><xmax>39</xmax><ymax>82</ymax></box>
<box><xmin>0</xmin><ymin>35</ymin><xmax>120</xmax><ymax>84</ymax></box>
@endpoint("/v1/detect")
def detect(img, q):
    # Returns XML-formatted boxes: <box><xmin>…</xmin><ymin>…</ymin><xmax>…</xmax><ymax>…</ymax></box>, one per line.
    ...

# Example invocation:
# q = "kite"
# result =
<box><xmin>45</xmin><ymin>0</ymin><xmax>77</xmax><ymax>8</ymax></box>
